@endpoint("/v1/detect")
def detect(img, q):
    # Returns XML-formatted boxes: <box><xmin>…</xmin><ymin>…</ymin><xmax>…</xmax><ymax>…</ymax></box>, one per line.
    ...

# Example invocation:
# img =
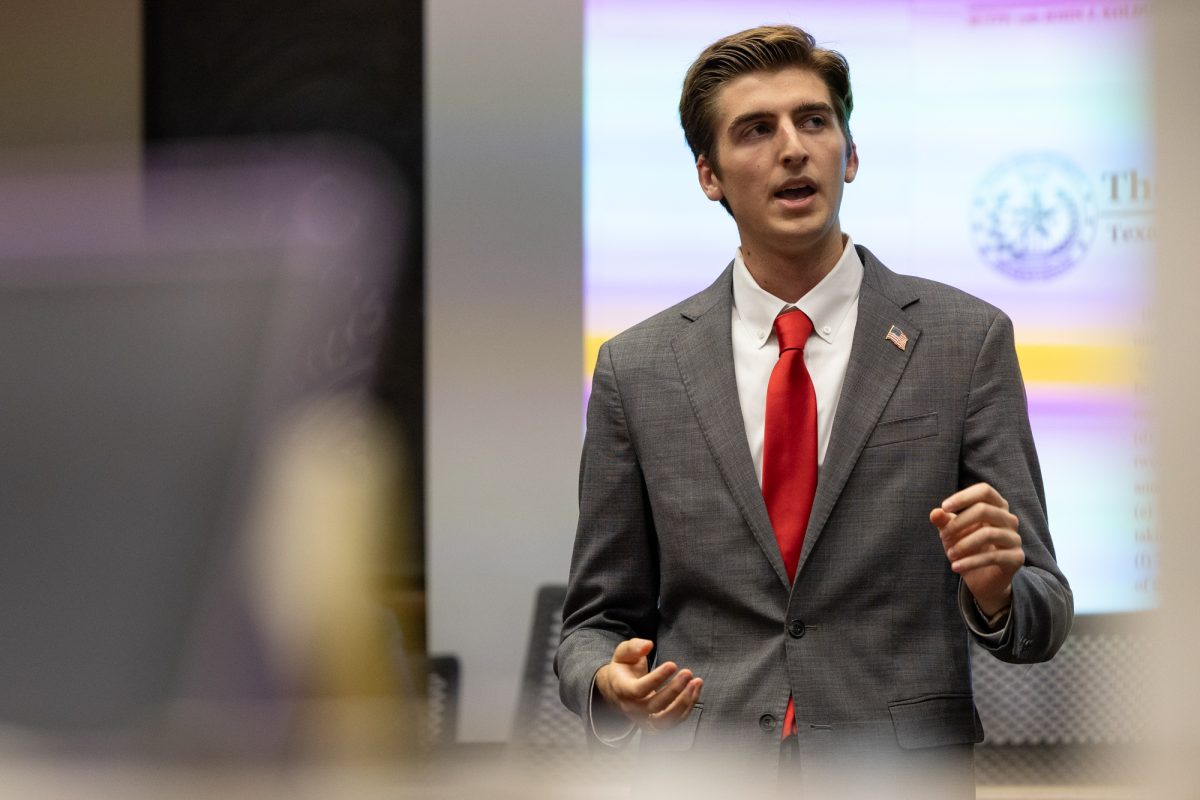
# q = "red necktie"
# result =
<box><xmin>761</xmin><ymin>309</ymin><xmax>818</xmax><ymax>739</ymax></box>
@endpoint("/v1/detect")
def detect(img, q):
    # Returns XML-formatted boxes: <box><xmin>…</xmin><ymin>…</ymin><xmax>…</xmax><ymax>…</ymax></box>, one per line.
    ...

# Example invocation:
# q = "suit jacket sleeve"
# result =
<box><xmin>960</xmin><ymin>308</ymin><xmax>1073</xmax><ymax>662</ymax></box>
<box><xmin>554</xmin><ymin>339</ymin><xmax>661</xmax><ymax>732</ymax></box>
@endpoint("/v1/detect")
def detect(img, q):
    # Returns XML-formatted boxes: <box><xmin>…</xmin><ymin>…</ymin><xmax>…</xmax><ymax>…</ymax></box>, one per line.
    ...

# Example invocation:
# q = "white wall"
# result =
<box><xmin>426</xmin><ymin>1</ymin><xmax>583</xmax><ymax>741</ymax></box>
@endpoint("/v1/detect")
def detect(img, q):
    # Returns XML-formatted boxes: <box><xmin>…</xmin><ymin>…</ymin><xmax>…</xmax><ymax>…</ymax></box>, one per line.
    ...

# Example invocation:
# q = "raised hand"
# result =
<box><xmin>930</xmin><ymin>482</ymin><xmax>1025</xmax><ymax>616</ymax></box>
<box><xmin>595</xmin><ymin>638</ymin><xmax>703</xmax><ymax>733</ymax></box>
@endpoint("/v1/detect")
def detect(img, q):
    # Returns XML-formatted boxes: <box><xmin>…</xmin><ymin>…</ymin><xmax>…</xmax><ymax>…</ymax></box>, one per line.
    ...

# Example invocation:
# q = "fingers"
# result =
<box><xmin>931</xmin><ymin>483</ymin><xmax>1026</xmax><ymax>580</ymax></box>
<box><xmin>949</xmin><ymin>544</ymin><xmax>1025</xmax><ymax>574</ymax></box>
<box><xmin>645</xmin><ymin>677</ymin><xmax>703</xmax><ymax>732</ymax></box>
<box><xmin>601</xmin><ymin>638</ymin><xmax>703</xmax><ymax>734</ymax></box>
<box><xmin>612</xmin><ymin>638</ymin><xmax>654</xmax><ymax>665</ymax></box>
<box><xmin>940</xmin><ymin>482</ymin><xmax>1008</xmax><ymax>515</ymax></box>
<box><xmin>673</xmin><ymin>679</ymin><xmax>703</xmax><ymax>721</ymax></box>
<box><xmin>643</xmin><ymin>669</ymin><xmax>695</xmax><ymax>713</ymax></box>
<box><xmin>946</xmin><ymin>525</ymin><xmax>1021</xmax><ymax>561</ymax></box>
<box><xmin>602</xmin><ymin>638</ymin><xmax>680</xmax><ymax>702</ymax></box>
<box><xmin>623</xmin><ymin>661</ymin><xmax>679</xmax><ymax>698</ymax></box>
<box><xmin>608</xmin><ymin>638</ymin><xmax>676</xmax><ymax>697</ymax></box>
<box><xmin>933</xmin><ymin>487</ymin><xmax>1026</xmax><ymax>614</ymax></box>
<box><xmin>928</xmin><ymin>507</ymin><xmax>953</xmax><ymax>529</ymax></box>
<box><xmin>945</xmin><ymin>527</ymin><xmax>1025</xmax><ymax>573</ymax></box>
<box><xmin>933</xmin><ymin>488</ymin><xmax>1019</xmax><ymax>551</ymax></box>
<box><xmin>939</xmin><ymin>504</ymin><xmax>1017</xmax><ymax>544</ymax></box>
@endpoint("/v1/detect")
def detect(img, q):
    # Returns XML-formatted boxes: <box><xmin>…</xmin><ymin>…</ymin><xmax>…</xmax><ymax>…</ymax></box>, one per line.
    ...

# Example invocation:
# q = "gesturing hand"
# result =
<box><xmin>930</xmin><ymin>482</ymin><xmax>1025</xmax><ymax>617</ymax></box>
<box><xmin>595</xmin><ymin>638</ymin><xmax>703</xmax><ymax>733</ymax></box>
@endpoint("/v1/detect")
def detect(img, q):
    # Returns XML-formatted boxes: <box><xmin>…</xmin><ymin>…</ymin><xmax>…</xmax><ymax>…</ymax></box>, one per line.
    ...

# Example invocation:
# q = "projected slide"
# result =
<box><xmin>584</xmin><ymin>0</ymin><xmax>1152</xmax><ymax>614</ymax></box>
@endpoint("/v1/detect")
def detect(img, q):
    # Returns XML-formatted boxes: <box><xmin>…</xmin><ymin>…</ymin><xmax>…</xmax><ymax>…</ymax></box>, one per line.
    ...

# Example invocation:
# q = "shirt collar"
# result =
<box><xmin>732</xmin><ymin>236</ymin><xmax>864</xmax><ymax>349</ymax></box>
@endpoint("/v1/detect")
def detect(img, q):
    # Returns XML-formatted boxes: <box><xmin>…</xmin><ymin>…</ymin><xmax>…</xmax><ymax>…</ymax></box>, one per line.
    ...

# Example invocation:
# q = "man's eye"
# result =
<box><xmin>801</xmin><ymin>115</ymin><xmax>827</xmax><ymax>129</ymax></box>
<box><xmin>744</xmin><ymin>123</ymin><xmax>770</xmax><ymax>138</ymax></box>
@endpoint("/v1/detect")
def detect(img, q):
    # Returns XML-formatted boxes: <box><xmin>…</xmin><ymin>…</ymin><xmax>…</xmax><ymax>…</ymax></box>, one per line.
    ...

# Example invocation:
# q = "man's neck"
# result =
<box><xmin>741</xmin><ymin>233</ymin><xmax>847</xmax><ymax>303</ymax></box>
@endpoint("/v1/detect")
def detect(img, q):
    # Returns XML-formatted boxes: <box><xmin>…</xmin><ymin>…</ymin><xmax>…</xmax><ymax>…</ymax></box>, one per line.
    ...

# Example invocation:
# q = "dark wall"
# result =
<box><xmin>143</xmin><ymin>0</ymin><xmax>425</xmax><ymax>583</ymax></box>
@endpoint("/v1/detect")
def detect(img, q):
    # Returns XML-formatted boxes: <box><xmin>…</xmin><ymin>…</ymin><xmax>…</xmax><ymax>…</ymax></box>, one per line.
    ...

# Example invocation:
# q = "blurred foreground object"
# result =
<box><xmin>247</xmin><ymin>399</ymin><xmax>416</xmax><ymax>756</ymax></box>
<box><xmin>0</xmin><ymin>140</ymin><xmax>420</xmax><ymax>760</ymax></box>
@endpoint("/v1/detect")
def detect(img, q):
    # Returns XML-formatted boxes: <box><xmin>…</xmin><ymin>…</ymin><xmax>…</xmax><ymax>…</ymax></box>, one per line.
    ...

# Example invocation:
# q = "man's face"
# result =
<box><xmin>696</xmin><ymin>67</ymin><xmax>858</xmax><ymax>266</ymax></box>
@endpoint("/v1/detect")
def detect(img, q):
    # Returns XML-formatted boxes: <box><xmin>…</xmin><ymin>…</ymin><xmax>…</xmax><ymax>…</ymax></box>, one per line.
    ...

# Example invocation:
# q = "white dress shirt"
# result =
<box><xmin>731</xmin><ymin>237</ymin><xmax>862</xmax><ymax>486</ymax></box>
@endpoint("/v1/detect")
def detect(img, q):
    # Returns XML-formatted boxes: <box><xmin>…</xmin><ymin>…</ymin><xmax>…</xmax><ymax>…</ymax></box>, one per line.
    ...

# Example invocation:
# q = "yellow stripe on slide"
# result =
<box><xmin>584</xmin><ymin>333</ymin><xmax>611</xmax><ymax>380</ymax></box>
<box><xmin>585</xmin><ymin>333</ymin><xmax>1137</xmax><ymax>389</ymax></box>
<box><xmin>1015</xmin><ymin>343</ymin><xmax>1138</xmax><ymax>387</ymax></box>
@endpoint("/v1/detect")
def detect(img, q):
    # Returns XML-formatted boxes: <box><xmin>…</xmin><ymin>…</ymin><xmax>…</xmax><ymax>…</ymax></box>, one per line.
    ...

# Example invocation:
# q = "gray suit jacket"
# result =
<box><xmin>556</xmin><ymin>245</ymin><xmax>1072</xmax><ymax>776</ymax></box>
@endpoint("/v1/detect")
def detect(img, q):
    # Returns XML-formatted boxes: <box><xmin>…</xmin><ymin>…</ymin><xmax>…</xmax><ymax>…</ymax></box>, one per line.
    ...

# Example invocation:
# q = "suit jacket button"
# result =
<box><xmin>759</xmin><ymin>713</ymin><xmax>776</xmax><ymax>732</ymax></box>
<box><xmin>787</xmin><ymin>619</ymin><xmax>806</xmax><ymax>638</ymax></box>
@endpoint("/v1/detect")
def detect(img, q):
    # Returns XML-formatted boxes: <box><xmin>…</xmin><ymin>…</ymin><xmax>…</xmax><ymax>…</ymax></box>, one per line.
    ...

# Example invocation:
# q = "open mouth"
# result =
<box><xmin>774</xmin><ymin>186</ymin><xmax>815</xmax><ymax>201</ymax></box>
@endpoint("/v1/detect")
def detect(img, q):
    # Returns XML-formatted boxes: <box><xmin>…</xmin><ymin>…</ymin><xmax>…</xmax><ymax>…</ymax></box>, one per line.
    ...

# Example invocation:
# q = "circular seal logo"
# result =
<box><xmin>971</xmin><ymin>153</ymin><xmax>1096</xmax><ymax>280</ymax></box>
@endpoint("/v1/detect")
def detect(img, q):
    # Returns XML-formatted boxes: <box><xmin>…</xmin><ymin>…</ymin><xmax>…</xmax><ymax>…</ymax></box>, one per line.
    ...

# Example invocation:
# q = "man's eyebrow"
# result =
<box><xmin>726</xmin><ymin>102</ymin><xmax>835</xmax><ymax>133</ymax></box>
<box><xmin>727</xmin><ymin>110</ymin><xmax>771</xmax><ymax>133</ymax></box>
<box><xmin>793</xmin><ymin>101</ymin><xmax>835</xmax><ymax>116</ymax></box>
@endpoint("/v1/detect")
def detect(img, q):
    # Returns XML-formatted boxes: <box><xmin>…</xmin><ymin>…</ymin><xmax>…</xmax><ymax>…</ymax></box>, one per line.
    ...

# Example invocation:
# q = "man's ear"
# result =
<box><xmin>696</xmin><ymin>154</ymin><xmax>724</xmax><ymax>201</ymax></box>
<box><xmin>844</xmin><ymin>141</ymin><xmax>859</xmax><ymax>184</ymax></box>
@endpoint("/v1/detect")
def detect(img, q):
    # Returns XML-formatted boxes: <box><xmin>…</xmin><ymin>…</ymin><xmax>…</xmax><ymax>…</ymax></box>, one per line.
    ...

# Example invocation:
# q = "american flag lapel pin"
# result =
<box><xmin>885</xmin><ymin>324</ymin><xmax>908</xmax><ymax>351</ymax></box>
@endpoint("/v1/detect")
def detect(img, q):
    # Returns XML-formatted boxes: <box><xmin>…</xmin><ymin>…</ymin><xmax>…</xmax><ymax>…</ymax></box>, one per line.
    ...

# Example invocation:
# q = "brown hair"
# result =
<box><xmin>679</xmin><ymin>24</ymin><xmax>854</xmax><ymax>175</ymax></box>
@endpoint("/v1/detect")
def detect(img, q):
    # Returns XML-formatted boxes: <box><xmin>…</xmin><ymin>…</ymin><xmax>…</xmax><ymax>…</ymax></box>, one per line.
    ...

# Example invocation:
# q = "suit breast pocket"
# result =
<box><xmin>864</xmin><ymin>412</ymin><xmax>938</xmax><ymax>448</ymax></box>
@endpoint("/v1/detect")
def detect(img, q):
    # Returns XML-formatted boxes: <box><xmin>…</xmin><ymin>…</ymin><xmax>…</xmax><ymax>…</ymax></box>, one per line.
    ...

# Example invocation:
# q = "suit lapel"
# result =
<box><xmin>797</xmin><ymin>249</ymin><xmax>921</xmax><ymax>575</ymax></box>
<box><xmin>672</xmin><ymin>266</ymin><xmax>790</xmax><ymax>589</ymax></box>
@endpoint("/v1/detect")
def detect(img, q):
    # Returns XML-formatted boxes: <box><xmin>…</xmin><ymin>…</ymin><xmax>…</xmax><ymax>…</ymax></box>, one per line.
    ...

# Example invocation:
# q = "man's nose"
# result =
<box><xmin>778</xmin><ymin>122</ymin><xmax>808</xmax><ymax>165</ymax></box>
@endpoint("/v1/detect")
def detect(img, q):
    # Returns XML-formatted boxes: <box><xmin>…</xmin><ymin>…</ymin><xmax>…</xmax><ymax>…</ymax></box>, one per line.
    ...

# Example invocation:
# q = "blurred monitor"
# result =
<box><xmin>0</xmin><ymin>141</ymin><xmax>403</xmax><ymax>729</ymax></box>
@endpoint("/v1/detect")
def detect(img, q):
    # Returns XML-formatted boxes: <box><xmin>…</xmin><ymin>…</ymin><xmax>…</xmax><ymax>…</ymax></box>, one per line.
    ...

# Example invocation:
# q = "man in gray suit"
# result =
<box><xmin>556</xmin><ymin>23</ymin><xmax>1072</xmax><ymax>791</ymax></box>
